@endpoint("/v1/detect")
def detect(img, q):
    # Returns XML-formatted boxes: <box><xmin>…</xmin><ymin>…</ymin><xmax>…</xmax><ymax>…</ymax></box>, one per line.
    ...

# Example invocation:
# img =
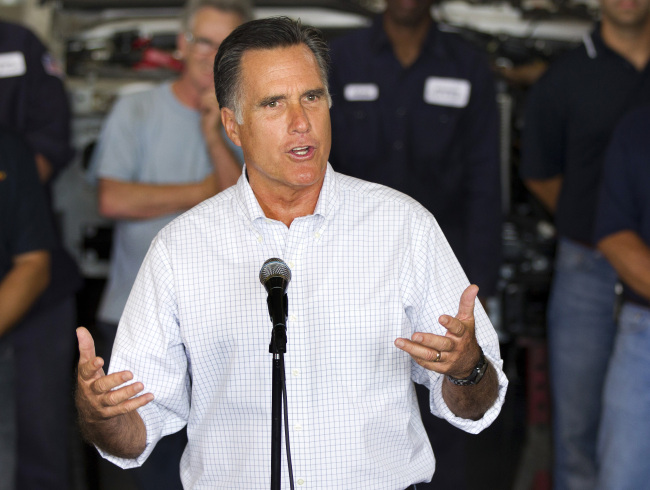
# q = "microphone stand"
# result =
<box><xmin>269</xmin><ymin>292</ymin><xmax>288</xmax><ymax>490</ymax></box>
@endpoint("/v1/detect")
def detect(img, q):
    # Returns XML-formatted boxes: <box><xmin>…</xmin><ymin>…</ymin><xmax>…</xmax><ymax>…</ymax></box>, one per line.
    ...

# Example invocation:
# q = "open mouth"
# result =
<box><xmin>290</xmin><ymin>146</ymin><xmax>312</xmax><ymax>157</ymax></box>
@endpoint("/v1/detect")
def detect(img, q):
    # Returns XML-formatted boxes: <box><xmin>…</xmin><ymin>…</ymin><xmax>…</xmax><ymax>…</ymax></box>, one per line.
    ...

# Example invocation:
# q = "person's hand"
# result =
<box><xmin>199</xmin><ymin>87</ymin><xmax>222</xmax><ymax>146</ymax></box>
<box><xmin>75</xmin><ymin>327</ymin><xmax>153</xmax><ymax>426</ymax></box>
<box><xmin>394</xmin><ymin>284</ymin><xmax>482</xmax><ymax>378</ymax></box>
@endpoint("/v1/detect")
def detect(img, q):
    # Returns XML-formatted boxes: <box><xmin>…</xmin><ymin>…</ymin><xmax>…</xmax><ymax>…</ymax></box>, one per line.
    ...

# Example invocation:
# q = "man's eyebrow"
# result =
<box><xmin>258</xmin><ymin>95</ymin><xmax>285</xmax><ymax>107</ymax></box>
<box><xmin>304</xmin><ymin>88</ymin><xmax>327</xmax><ymax>98</ymax></box>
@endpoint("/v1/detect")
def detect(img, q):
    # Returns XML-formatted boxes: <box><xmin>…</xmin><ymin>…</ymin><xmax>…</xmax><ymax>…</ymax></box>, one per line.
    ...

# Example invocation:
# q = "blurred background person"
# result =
<box><xmin>87</xmin><ymin>0</ymin><xmax>250</xmax><ymax>488</ymax></box>
<box><xmin>520</xmin><ymin>0</ymin><xmax>650</xmax><ymax>486</ymax></box>
<box><xmin>0</xmin><ymin>130</ymin><xmax>54</xmax><ymax>490</ymax></box>
<box><xmin>328</xmin><ymin>0</ymin><xmax>501</xmax><ymax>487</ymax></box>
<box><xmin>0</xmin><ymin>20</ymin><xmax>80</xmax><ymax>490</ymax></box>
<box><xmin>594</xmin><ymin>104</ymin><xmax>650</xmax><ymax>490</ymax></box>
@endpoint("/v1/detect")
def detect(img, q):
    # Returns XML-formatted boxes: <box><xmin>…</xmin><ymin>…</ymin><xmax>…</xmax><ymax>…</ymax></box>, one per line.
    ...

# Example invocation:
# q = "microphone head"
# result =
<box><xmin>259</xmin><ymin>258</ymin><xmax>292</xmax><ymax>292</ymax></box>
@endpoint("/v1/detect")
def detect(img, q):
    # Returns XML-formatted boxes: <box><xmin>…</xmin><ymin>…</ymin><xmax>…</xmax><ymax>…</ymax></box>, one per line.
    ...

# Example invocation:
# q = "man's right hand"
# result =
<box><xmin>76</xmin><ymin>327</ymin><xmax>152</xmax><ymax>457</ymax></box>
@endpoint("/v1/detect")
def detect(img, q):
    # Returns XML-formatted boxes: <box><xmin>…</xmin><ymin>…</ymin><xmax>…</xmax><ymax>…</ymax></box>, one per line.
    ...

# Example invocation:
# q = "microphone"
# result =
<box><xmin>259</xmin><ymin>258</ymin><xmax>291</xmax><ymax>353</ymax></box>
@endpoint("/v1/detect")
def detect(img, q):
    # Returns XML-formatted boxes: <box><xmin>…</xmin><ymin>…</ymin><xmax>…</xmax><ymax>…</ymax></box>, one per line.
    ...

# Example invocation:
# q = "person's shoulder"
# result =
<box><xmin>435</xmin><ymin>25</ymin><xmax>485</xmax><ymax>58</ymax></box>
<box><xmin>336</xmin><ymin>171</ymin><xmax>432</xmax><ymax>218</ymax></box>
<box><xmin>535</xmin><ymin>41</ymin><xmax>592</xmax><ymax>87</ymax></box>
<box><xmin>0</xmin><ymin>20</ymin><xmax>34</xmax><ymax>43</ymax></box>
<box><xmin>329</xmin><ymin>22</ymin><xmax>375</xmax><ymax>61</ymax></box>
<box><xmin>159</xmin><ymin>185</ymin><xmax>238</xmax><ymax>236</ymax></box>
<box><xmin>109</xmin><ymin>83</ymin><xmax>163</xmax><ymax>118</ymax></box>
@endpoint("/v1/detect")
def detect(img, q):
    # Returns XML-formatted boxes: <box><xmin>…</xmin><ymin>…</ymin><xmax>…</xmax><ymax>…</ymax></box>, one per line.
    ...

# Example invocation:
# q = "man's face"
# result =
<box><xmin>385</xmin><ymin>0</ymin><xmax>434</xmax><ymax>26</ymax></box>
<box><xmin>223</xmin><ymin>45</ymin><xmax>331</xmax><ymax>199</ymax></box>
<box><xmin>601</xmin><ymin>0</ymin><xmax>650</xmax><ymax>29</ymax></box>
<box><xmin>178</xmin><ymin>7</ymin><xmax>243</xmax><ymax>92</ymax></box>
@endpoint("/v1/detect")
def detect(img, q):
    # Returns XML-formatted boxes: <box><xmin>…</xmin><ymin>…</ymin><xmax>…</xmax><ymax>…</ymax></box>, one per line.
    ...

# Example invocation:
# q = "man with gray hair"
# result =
<box><xmin>78</xmin><ymin>17</ymin><xmax>507</xmax><ymax>488</ymax></box>
<box><xmin>87</xmin><ymin>0</ymin><xmax>250</xmax><ymax>488</ymax></box>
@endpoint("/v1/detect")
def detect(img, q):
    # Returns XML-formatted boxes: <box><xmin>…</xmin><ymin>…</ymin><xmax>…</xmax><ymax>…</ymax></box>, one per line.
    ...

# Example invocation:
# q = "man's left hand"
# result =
<box><xmin>394</xmin><ymin>284</ymin><xmax>482</xmax><ymax>378</ymax></box>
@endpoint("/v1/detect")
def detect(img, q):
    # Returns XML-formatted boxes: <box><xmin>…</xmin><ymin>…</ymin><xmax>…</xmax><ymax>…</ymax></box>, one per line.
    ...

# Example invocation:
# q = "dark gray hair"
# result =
<box><xmin>181</xmin><ymin>0</ymin><xmax>253</xmax><ymax>33</ymax></box>
<box><xmin>214</xmin><ymin>16</ymin><xmax>332</xmax><ymax>123</ymax></box>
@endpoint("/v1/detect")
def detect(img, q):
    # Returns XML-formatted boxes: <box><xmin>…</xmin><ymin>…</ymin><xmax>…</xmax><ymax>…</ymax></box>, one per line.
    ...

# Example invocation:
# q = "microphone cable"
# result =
<box><xmin>280</xmin><ymin>355</ymin><xmax>295</xmax><ymax>490</ymax></box>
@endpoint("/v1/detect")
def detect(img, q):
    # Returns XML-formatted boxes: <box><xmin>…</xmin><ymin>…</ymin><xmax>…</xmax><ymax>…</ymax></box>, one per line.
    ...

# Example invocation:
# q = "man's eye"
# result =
<box><xmin>266</xmin><ymin>101</ymin><xmax>277</xmax><ymax>108</ymax></box>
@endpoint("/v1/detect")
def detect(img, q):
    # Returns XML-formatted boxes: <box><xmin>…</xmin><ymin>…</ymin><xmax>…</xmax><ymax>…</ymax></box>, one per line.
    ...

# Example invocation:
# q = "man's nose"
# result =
<box><xmin>288</xmin><ymin>104</ymin><xmax>310</xmax><ymax>133</ymax></box>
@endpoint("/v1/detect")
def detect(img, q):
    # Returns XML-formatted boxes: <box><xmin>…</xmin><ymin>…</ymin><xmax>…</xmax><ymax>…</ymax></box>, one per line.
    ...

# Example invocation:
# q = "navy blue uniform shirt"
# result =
<box><xmin>0</xmin><ymin>21</ymin><xmax>74</xmax><ymax>175</ymax></box>
<box><xmin>0</xmin><ymin>130</ymin><xmax>55</xmax><ymax>280</ymax></box>
<box><xmin>595</xmin><ymin>105</ymin><xmax>650</xmax><ymax>307</ymax></box>
<box><xmin>0</xmin><ymin>21</ymin><xmax>81</xmax><ymax>305</ymax></box>
<box><xmin>521</xmin><ymin>26</ymin><xmax>650</xmax><ymax>246</ymax></box>
<box><xmin>329</xmin><ymin>17</ymin><xmax>501</xmax><ymax>295</ymax></box>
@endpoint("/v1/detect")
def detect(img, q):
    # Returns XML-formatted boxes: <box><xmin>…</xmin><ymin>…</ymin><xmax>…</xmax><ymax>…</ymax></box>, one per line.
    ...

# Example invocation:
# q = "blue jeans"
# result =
<box><xmin>596</xmin><ymin>303</ymin><xmax>650</xmax><ymax>490</ymax></box>
<box><xmin>0</xmin><ymin>338</ymin><xmax>16</xmax><ymax>490</ymax></box>
<box><xmin>547</xmin><ymin>238</ymin><xmax>618</xmax><ymax>490</ymax></box>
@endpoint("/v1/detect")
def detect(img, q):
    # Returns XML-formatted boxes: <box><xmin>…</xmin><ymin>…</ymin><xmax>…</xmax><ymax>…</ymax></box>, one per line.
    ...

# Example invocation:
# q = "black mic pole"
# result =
<box><xmin>269</xmin><ymin>291</ymin><xmax>287</xmax><ymax>490</ymax></box>
<box><xmin>259</xmin><ymin>259</ymin><xmax>291</xmax><ymax>490</ymax></box>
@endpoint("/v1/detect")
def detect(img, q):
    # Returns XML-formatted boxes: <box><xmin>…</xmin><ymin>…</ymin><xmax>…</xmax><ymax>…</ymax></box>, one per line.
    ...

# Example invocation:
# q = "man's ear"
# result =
<box><xmin>221</xmin><ymin>107</ymin><xmax>242</xmax><ymax>147</ymax></box>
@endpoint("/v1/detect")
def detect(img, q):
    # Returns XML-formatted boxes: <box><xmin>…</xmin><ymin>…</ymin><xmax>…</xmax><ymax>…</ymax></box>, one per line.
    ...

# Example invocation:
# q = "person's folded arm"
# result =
<box><xmin>0</xmin><ymin>250</ymin><xmax>50</xmax><ymax>337</ymax></box>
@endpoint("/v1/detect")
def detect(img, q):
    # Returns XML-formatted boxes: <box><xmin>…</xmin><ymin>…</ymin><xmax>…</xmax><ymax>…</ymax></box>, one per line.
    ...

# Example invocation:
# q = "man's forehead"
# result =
<box><xmin>240</xmin><ymin>44</ymin><xmax>317</xmax><ymax>67</ymax></box>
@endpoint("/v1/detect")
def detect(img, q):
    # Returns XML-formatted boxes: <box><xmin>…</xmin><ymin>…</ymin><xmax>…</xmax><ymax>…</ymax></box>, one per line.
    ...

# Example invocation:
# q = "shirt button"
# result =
<box><xmin>289</xmin><ymin>314</ymin><xmax>297</xmax><ymax>322</ymax></box>
<box><xmin>288</xmin><ymin>260</ymin><xmax>295</xmax><ymax>269</ymax></box>
<box><xmin>292</xmin><ymin>369</ymin><xmax>300</xmax><ymax>377</ymax></box>
<box><xmin>314</xmin><ymin>231</ymin><xmax>321</xmax><ymax>238</ymax></box>
<box><xmin>297</xmin><ymin>478</ymin><xmax>305</xmax><ymax>486</ymax></box>
<box><xmin>393</xmin><ymin>140</ymin><xmax>404</xmax><ymax>151</ymax></box>
<box><xmin>294</xmin><ymin>423</ymin><xmax>303</xmax><ymax>431</ymax></box>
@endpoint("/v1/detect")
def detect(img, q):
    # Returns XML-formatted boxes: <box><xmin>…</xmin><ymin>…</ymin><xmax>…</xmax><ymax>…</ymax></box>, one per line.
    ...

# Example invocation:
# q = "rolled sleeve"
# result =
<box><xmin>406</xmin><ymin>212</ymin><xmax>508</xmax><ymax>433</ymax></box>
<box><xmin>101</xmin><ymin>235</ymin><xmax>190</xmax><ymax>468</ymax></box>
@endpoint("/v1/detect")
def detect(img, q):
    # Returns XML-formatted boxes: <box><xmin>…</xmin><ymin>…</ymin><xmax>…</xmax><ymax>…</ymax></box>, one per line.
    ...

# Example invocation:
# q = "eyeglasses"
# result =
<box><xmin>184</xmin><ymin>33</ymin><xmax>221</xmax><ymax>54</ymax></box>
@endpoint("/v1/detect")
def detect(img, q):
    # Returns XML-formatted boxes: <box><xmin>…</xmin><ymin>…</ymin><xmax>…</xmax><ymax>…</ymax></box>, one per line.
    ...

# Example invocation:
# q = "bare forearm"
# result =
<box><xmin>525</xmin><ymin>176</ymin><xmax>563</xmax><ymax>214</ymax></box>
<box><xmin>78</xmin><ymin>403</ymin><xmax>147</xmax><ymax>459</ymax></box>
<box><xmin>598</xmin><ymin>230</ymin><xmax>650</xmax><ymax>301</ymax></box>
<box><xmin>0</xmin><ymin>251</ymin><xmax>50</xmax><ymax>336</ymax></box>
<box><xmin>441</xmin><ymin>363</ymin><xmax>499</xmax><ymax>420</ymax></box>
<box><xmin>99</xmin><ymin>178</ymin><xmax>214</xmax><ymax>220</ymax></box>
<box><xmin>206</xmin><ymin>135</ymin><xmax>241</xmax><ymax>191</ymax></box>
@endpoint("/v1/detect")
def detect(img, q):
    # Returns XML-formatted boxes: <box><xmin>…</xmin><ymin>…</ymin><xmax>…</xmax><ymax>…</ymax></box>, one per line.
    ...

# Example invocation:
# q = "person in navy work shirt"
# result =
<box><xmin>328</xmin><ymin>1</ymin><xmax>501</xmax><ymax>487</ymax></box>
<box><xmin>520</xmin><ymin>0</ymin><xmax>650</xmax><ymax>486</ymax></box>
<box><xmin>0</xmin><ymin>21</ymin><xmax>81</xmax><ymax>489</ymax></box>
<box><xmin>0</xmin><ymin>129</ymin><xmax>57</xmax><ymax>489</ymax></box>
<box><xmin>0</xmin><ymin>20</ymin><xmax>74</xmax><ymax>181</ymax></box>
<box><xmin>593</xmin><ymin>105</ymin><xmax>650</xmax><ymax>490</ymax></box>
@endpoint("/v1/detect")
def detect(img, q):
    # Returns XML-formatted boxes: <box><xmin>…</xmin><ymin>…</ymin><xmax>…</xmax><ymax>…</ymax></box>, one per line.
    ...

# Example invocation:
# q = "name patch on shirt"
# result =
<box><xmin>343</xmin><ymin>83</ymin><xmax>379</xmax><ymax>102</ymax></box>
<box><xmin>423</xmin><ymin>77</ymin><xmax>471</xmax><ymax>108</ymax></box>
<box><xmin>0</xmin><ymin>52</ymin><xmax>26</xmax><ymax>78</ymax></box>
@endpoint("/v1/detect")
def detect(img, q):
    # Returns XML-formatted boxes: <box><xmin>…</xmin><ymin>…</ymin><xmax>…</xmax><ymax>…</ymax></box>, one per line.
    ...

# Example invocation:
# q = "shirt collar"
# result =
<box><xmin>233</xmin><ymin>163</ymin><xmax>340</xmax><ymax>228</ymax></box>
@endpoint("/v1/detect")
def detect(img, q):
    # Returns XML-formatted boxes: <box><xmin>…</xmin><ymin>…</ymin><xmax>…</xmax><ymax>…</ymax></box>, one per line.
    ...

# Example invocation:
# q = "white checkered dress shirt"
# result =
<box><xmin>103</xmin><ymin>164</ymin><xmax>508</xmax><ymax>489</ymax></box>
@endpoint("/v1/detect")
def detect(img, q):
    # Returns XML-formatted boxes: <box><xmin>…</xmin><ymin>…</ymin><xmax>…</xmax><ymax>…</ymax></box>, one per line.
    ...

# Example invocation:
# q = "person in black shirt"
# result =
<box><xmin>0</xmin><ymin>129</ymin><xmax>56</xmax><ymax>489</ymax></box>
<box><xmin>594</xmin><ymin>105</ymin><xmax>650</xmax><ymax>489</ymax></box>
<box><xmin>329</xmin><ymin>1</ymin><xmax>501</xmax><ymax>487</ymax></box>
<box><xmin>521</xmin><ymin>0</ymin><xmax>650</xmax><ymax>486</ymax></box>
<box><xmin>0</xmin><ymin>21</ymin><xmax>81</xmax><ymax>489</ymax></box>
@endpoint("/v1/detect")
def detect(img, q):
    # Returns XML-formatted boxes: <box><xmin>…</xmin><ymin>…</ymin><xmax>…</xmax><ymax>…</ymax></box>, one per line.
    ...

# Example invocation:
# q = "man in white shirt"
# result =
<box><xmin>75</xmin><ymin>17</ymin><xmax>507</xmax><ymax>489</ymax></box>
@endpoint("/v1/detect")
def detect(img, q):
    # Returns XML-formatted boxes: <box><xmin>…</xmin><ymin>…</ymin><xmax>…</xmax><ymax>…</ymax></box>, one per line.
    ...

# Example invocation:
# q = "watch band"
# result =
<box><xmin>447</xmin><ymin>347</ymin><xmax>488</xmax><ymax>386</ymax></box>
